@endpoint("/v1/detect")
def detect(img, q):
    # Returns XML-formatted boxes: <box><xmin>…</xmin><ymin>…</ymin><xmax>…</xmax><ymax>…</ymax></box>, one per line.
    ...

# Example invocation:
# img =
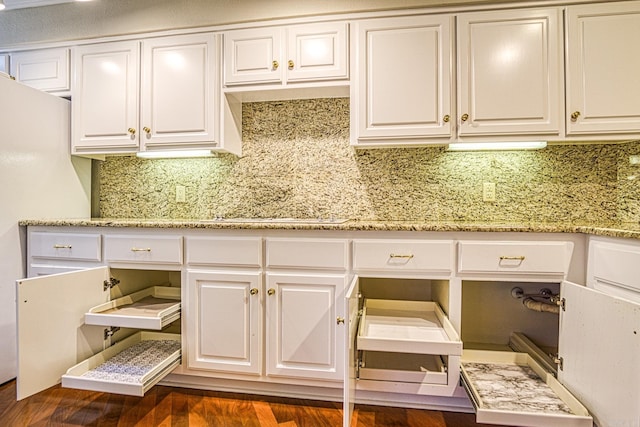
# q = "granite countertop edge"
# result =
<box><xmin>17</xmin><ymin>218</ymin><xmax>640</xmax><ymax>240</ymax></box>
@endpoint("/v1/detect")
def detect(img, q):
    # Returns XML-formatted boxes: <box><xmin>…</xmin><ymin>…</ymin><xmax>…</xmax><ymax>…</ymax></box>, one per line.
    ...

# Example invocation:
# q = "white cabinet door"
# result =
<box><xmin>559</xmin><ymin>281</ymin><xmax>640</xmax><ymax>427</ymax></box>
<box><xmin>0</xmin><ymin>54</ymin><xmax>8</xmax><ymax>74</ymax></box>
<box><xmin>224</xmin><ymin>27</ymin><xmax>283</xmax><ymax>85</ymax></box>
<box><xmin>457</xmin><ymin>8</ymin><xmax>563</xmax><ymax>137</ymax></box>
<box><xmin>10</xmin><ymin>48</ymin><xmax>70</xmax><ymax>93</ymax></box>
<box><xmin>352</xmin><ymin>15</ymin><xmax>453</xmax><ymax>146</ymax></box>
<box><xmin>187</xmin><ymin>270</ymin><xmax>262</xmax><ymax>375</ymax></box>
<box><xmin>266</xmin><ymin>272</ymin><xmax>346</xmax><ymax>381</ymax></box>
<box><xmin>16</xmin><ymin>267</ymin><xmax>109</xmax><ymax>400</ymax></box>
<box><xmin>343</xmin><ymin>275</ymin><xmax>359</xmax><ymax>427</ymax></box>
<box><xmin>140</xmin><ymin>33</ymin><xmax>217</xmax><ymax>149</ymax></box>
<box><xmin>565</xmin><ymin>1</ymin><xmax>640</xmax><ymax>135</ymax></box>
<box><xmin>72</xmin><ymin>41</ymin><xmax>140</xmax><ymax>154</ymax></box>
<box><xmin>286</xmin><ymin>22</ymin><xmax>348</xmax><ymax>82</ymax></box>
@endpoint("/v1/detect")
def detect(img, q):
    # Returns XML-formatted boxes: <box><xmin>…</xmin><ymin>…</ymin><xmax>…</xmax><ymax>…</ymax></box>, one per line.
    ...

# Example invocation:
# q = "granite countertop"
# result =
<box><xmin>18</xmin><ymin>218</ymin><xmax>640</xmax><ymax>240</ymax></box>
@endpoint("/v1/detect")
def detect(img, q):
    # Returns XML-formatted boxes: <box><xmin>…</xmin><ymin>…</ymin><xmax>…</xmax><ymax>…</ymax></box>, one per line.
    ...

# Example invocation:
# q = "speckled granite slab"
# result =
<box><xmin>464</xmin><ymin>361</ymin><xmax>573</xmax><ymax>415</ymax></box>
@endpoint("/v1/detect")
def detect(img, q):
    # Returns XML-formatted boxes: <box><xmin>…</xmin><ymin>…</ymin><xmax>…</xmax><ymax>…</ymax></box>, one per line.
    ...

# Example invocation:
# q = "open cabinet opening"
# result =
<box><xmin>16</xmin><ymin>266</ymin><xmax>182</xmax><ymax>400</ymax></box>
<box><xmin>461</xmin><ymin>280</ymin><xmax>560</xmax><ymax>355</ymax></box>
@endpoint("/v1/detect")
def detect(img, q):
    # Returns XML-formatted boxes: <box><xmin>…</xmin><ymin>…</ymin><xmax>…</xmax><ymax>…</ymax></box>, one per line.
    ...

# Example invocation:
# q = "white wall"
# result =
<box><xmin>0</xmin><ymin>0</ymin><xmax>514</xmax><ymax>46</ymax></box>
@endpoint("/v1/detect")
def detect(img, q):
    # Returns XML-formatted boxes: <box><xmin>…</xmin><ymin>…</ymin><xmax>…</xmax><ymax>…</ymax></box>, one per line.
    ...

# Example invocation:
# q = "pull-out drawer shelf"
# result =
<box><xmin>358</xmin><ymin>299</ymin><xmax>462</xmax><ymax>356</ymax></box>
<box><xmin>62</xmin><ymin>332</ymin><xmax>181</xmax><ymax>397</ymax></box>
<box><xmin>359</xmin><ymin>351</ymin><xmax>447</xmax><ymax>385</ymax></box>
<box><xmin>461</xmin><ymin>350</ymin><xmax>592</xmax><ymax>427</ymax></box>
<box><xmin>85</xmin><ymin>286</ymin><xmax>181</xmax><ymax>330</ymax></box>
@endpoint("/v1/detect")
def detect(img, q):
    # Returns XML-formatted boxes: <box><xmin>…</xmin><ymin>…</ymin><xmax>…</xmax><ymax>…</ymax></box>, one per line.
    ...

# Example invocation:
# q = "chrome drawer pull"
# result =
<box><xmin>53</xmin><ymin>244</ymin><xmax>72</xmax><ymax>249</ymax></box>
<box><xmin>499</xmin><ymin>256</ymin><xmax>525</xmax><ymax>261</ymax></box>
<box><xmin>390</xmin><ymin>253</ymin><xmax>414</xmax><ymax>259</ymax></box>
<box><xmin>131</xmin><ymin>247</ymin><xmax>152</xmax><ymax>252</ymax></box>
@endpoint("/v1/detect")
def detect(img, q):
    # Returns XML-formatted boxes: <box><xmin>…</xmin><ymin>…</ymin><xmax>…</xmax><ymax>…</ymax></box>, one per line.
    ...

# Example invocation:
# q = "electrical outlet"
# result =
<box><xmin>176</xmin><ymin>185</ymin><xmax>186</xmax><ymax>203</ymax></box>
<box><xmin>630</xmin><ymin>155</ymin><xmax>640</xmax><ymax>165</ymax></box>
<box><xmin>483</xmin><ymin>182</ymin><xmax>496</xmax><ymax>202</ymax></box>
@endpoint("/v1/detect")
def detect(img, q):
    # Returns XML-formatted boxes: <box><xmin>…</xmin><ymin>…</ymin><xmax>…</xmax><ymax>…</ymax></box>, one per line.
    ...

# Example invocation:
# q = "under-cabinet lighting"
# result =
<box><xmin>0</xmin><ymin>1</ymin><xmax>5</xmax><ymax>11</ymax></box>
<box><xmin>136</xmin><ymin>150</ymin><xmax>215</xmax><ymax>159</ymax></box>
<box><xmin>447</xmin><ymin>141</ymin><xmax>547</xmax><ymax>151</ymax></box>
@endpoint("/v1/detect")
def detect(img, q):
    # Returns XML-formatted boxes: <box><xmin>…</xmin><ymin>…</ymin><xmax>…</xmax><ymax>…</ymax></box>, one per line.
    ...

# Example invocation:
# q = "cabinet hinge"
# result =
<box><xmin>556</xmin><ymin>297</ymin><xmax>566</xmax><ymax>311</ymax></box>
<box><xmin>358</xmin><ymin>309</ymin><xmax>363</xmax><ymax>317</ymax></box>
<box><xmin>103</xmin><ymin>277</ymin><xmax>120</xmax><ymax>291</ymax></box>
<box><xmin>104</xmin><ymin>326</ymin><xmax>120</xmax><ymax>340</ymax></box>
<box><xmin>553</xmin><ymin>355</ymin><xmax>564</xmax><ymax>371</ymax></box>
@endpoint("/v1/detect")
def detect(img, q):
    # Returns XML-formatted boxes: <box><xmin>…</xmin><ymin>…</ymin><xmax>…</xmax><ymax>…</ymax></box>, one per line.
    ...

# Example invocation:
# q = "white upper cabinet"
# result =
<box><xmin>351</xmin><ymin>15</ymin><xmax>453</xmax><ymax>147</ymax></box>
<box><xmin>0</xmin><ymin>54</ymin><xmax>8</xmax><ymax>75</ymax></box>
<box><xmin>72</xmin><ymin>40</ymin><xmax>140</xmax><ymax>154</ymax></box>
<box><xmin>456</xmin><ymin>8</ymin><xmax>563</xmax><ymax>138</ymax></box>
<box><xmin>565</xmin><ymin>1</ymin><xmax>640</xmax><ymax>136</ymax></box>
<box><xmin>9</xmin><ymin>48</ymin><xmax>70</xmax><ymax>94</ymax></box>
<box><xmin>223</xmin><ymin>22</ymin><xmax>348</xmax><ymax>87</ymax></box>
<box><xmin>72</xmin><ymin>34</ymin><xmax>241</xmax><ymax>156</ymax></box>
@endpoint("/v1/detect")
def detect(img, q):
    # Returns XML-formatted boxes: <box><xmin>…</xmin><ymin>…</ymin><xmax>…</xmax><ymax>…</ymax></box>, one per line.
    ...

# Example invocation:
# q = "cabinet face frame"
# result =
<box><xmin>456</xmin><ymin>7</ymin><xmax>564</xmax><ymax>138</ymax></box>
<box><xmin>565</xmin><ymin>1</ymin><xmax>640</xmax><ymax>135</ymax></box>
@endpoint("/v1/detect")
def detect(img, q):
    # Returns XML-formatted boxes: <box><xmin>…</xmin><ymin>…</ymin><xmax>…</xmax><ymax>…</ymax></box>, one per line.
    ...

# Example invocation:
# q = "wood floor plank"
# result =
<box><xmin>0</xmin><ymin>380</ymin><xmax>496</xmax><ymax>426</ymax></box>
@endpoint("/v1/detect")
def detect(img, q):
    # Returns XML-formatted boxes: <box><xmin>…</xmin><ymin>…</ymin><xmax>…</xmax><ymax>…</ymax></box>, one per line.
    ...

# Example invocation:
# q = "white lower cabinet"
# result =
<box><xmin>16</xmin><ymin>266</ymin><xmax>182</xmax><ymax>400</ymax></box>
<box><xmin>266</xmin><ymin>272</ymin><xmax>347</xmax><ymax>381</ymax></box>
<box><xmin>186</xmin><ymin>270</ymin><xmax>262</xmax><ymax>375</ymax></box>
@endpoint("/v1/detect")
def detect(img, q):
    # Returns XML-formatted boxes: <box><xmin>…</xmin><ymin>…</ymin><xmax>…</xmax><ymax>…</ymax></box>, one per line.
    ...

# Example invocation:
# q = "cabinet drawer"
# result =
<box><xmin>62</xmin><ymin>332</ymin><xmax>180</xmax><ymax>397</ymax></box>
<box><xmin>266</xmin><ymin>238</ymin><xmax>348</xmax><ymax>270</ymax></box>
<box><xmin>30</xmin><ymin>232</ymin><xmax>101</xmax><ymax>262</ymax></box>
<box><xmin>458</xmin><ymin>241</ymin><xmax>573</xmax><ymax>276</ymax></box>
<box><xmin>104</xmin><ymin>235</ymin><xmax>183</xmax><ymax>265</ymax></box>
<box><xmin>589</xmin><ymin>240</ymin><xmax>640</xmax><ymax>302</ymax></box>
<box><xmin>359</xmin><ymin>351</ymin><xmax>448</xmax><ymax>385</ymax></box>
<box><xmin>353</xmin><ymin>240</ymin><xmax>453</xmax><ymax>274</ymax></box>
<box><xmin>461</xmin><ymin>350</ymin><xmax>591</xmax><ymax>427</ymax></box>
<box><xmin>186</xmin><ymin>236</ymin><xmax>262</xmax><ymax>267</ymax></box>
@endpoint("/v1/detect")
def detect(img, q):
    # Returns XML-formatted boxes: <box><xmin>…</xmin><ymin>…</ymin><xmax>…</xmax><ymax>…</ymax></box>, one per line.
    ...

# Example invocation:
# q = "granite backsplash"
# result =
<box><xmin>97</xmin><ymin>98</ymin><xmax>640</xmax><ymax>223</ymax></box>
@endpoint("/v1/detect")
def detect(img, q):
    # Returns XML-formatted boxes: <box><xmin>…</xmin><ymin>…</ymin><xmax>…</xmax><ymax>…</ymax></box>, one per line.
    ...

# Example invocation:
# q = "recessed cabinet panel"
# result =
<box><xmin>353</xmin><ymin>239</ymin><xmax>453</xmax><ymax>274</ymax></box>
<box><xmin>185</xmin><ymin>236</ymin><xmax>262</xmax><ymax>268</ymax></box>
<box><xmin>29</xmin><ymin>232</ymin><xmax>101</xmax><ymax>262</ymax></box>
<box><xmin>457</xmin><ymin>8</ymin><xmax>563</xmax><ymax>136</ymax></box>
<box><xmin>353</xmin><ymin>15</ymin><xmax>453</xmax><ymax>144</ymax></box>
<box><xmin>141</xmin><ymin>34</ymin><xmax>217</xmax><ymax>148</ymax></box>
<box><xmin>72</xmin><ymin>41</ymin><xmax>140</xmax><ymax>153</ymax></box>
<box><xmin>10</xmin><ymin>48</ymin><xmax>70</xmax><ymax>92</ymax></box>
<box><xmin>186</xmin><ymin>271</ymin><xmax>262</xmax><ymax>374</ymax></box>
<box><xmin>224</xmin><ymin>27</ymin><xmax>282</xmax><ymax>85</ymax></box>
<box><xmin>566</xmin><ymin>1</ymin><xmax>640</xmax><ymax>135</ymax></box>
<box><xmin>0</xmin><ymin>54</ymin><xmax>8</xmax><ymax>74</ymax></box>
<box><xmin>457</xmin><ymin>241</ymin><xmax>573</xmax><ymax>277</ymax></box>
<box><xmin>266</xmin><ymin>273</ymin><xmax>345</xmax><ymax>381</ymax></box>
<box><xmin>266</xmin><ymin>238</ymin><xmax>348</xmax><ymax>270</ymax></box>
<box><xmin>286</xmin><ymin>22</ymin><xmax>348</xmax><ymax>82</ymax></box>
<box><xmin>104</xmin><ymin>235</ymin><xmax>183</xmax><ymax>265</ymax></box>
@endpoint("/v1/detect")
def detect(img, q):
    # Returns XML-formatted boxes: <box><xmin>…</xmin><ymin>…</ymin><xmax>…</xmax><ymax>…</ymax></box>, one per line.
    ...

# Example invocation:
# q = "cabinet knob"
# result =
<box><xmin>336</xmin><ymin>317</ymin><xmax>345</xmax><ymax>325</ymax></box>
<box><xmin>443</xmin><ymin>115</ymin><xmax>450</xmax><ymax>123</ymax></box>
<box><xmin>461</xmin><ymin>113</ymin><xmax>469</xmax><ymax>122</ymax></box>
<box><xmin>288</xmin><ymin>60</ymin><xmax>294</xmax><ymax>69</ymax></box>
<box><xmin>250</xmin><ymin>288</ymin><xmax>259</xmax><ymax>295</ymax></box>
<box><xmin>143</xmin><ymin>127</ymin><xmax>151</xmax><ymax>134</ymax></box>
<box><xmin>128</xmin><ymin>128</ymin><xmax>136</xmax><ymax>135</ymax></box>
<box><xmin>570</xmin><ymin>111</ymin><xmax>581</xmax><ymax>122</ymax></box>
<box><xmin>272</xmin><ymin>60</ymin><xmax>279</xmax><ymax>70</ymax></box>
<box><xmin>267</xmin><ymin>288</ymin><xmax>276</xmax><ymax>296</ymax></box>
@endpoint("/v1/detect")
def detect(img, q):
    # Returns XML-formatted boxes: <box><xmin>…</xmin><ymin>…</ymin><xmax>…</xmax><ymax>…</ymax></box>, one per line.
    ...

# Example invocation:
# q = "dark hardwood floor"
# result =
<box><xmin>0</xmin><ymin>380</ymin><xmax>499</xmax><ymax>426</ymax></box>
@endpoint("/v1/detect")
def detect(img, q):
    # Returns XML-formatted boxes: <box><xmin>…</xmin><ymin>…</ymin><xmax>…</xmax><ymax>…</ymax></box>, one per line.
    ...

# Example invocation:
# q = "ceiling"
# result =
<box><xmin>3</xmin><ymin>0</ymin><xmax>78</xmax><ymax>10</ymax></box>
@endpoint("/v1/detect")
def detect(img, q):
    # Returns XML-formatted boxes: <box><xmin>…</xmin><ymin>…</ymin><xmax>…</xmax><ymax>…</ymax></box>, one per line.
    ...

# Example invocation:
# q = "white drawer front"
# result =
<box><xmin>266</xmin><ymin>238</ymin><xmax>348</xmax><ymax>270</ymax></box>
<box><xmin>458</xmin><ymin>241</ymin><xmax>573</xmax><ymax>276</ymax></box>
<box><xmin>30</xmin><ymin>232</ymin><xmax>101</xmax><ymax>261</ymax></box>
<box><xmin>185</xmin><ymin>236</ymin><xmax>262</xmax><ymax>267</ymax></box>
<box><xmin>104</xmin><ymin>235</ymin><xmax>183</xmax><ymax>265</ymax></box>
<box><xmin>353</xmin><ymin>240</ymin><xmax>453</xmax><ymax>273</ymax></box>
<box><xmin>590</xmin><ymin>240</ymin><xmax>640</xmax><ymax>298</ymax></box>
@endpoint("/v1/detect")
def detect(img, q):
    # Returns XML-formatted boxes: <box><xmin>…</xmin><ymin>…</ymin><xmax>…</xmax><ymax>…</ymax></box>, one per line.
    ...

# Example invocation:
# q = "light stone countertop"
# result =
<box><xmin>18</xmin><ymin>218</ymin><xmax>640</xmax><ymax>240</ymax></box>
